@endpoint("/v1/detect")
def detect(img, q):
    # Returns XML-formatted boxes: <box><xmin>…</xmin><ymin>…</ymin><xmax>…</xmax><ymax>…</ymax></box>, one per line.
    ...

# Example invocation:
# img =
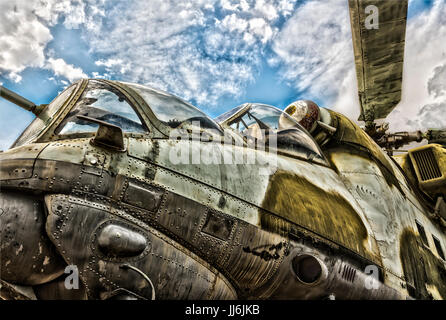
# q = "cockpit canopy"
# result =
<box><xmin>12</xmin><ymin>79</ymin><xmax>326</xmax><ymax>165</ymax></box>
<box><xmin>55</xmin><ymin>81</ymin><xmax>223</xmax><ymax>136</ymax></box>
<box><xmin>125</xmin><ymin>83</ymin><xmax>222</xmax><ymax>133</ymax></box>
<box><xmin>216</xmin><ymin>103</ymin><xmax>327</xmax><ymax>165</ymax></box>
<box><xmin>55</xmin><ymin>80</ymin><xmax>148</xmax><ymax>135</ymax></box>
<box><xmin>13</xmin><ymin>79</ymin><xmax>222</xmax><ymax>147</ymax></box>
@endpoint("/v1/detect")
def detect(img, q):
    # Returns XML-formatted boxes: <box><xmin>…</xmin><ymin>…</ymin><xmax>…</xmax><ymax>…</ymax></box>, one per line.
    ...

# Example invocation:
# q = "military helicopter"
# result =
<box><xmin>1</xmin><ymin>0</ymin><xmax>445</xmax><ymax>300</ymax></box>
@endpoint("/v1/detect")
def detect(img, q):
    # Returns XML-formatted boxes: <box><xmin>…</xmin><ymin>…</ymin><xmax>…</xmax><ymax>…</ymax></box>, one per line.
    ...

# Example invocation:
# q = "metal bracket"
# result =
<box><xmin>77</xmin><ymin>115</ymin><xmax>126</xmax><ymax>152</ymax></box>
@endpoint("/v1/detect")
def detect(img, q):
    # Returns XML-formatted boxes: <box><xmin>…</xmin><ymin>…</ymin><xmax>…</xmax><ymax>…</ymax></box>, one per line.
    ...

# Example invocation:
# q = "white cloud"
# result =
<box><xmin>220</xmin><ymin>0</ymin><xmax>295</xmax><ymax>19</ymax></box>
<box><xmin>9</xmin><ymin>73</ymin><xmax>23</xmax><ymax>83</ymax></box>
<box><xmin>95</xmin><ymin>58</ymin><xmax>130</xmax><ymax>74</ymax></box>
<box><xmin>216</xmin><ymin>0</ymin><xmax>296</xmax><ymax>45</ymax></box>
<box><xmin>254</xmin><ymin>0</ymin><xmax>279</xmax><ymax>21</ymax></box>
<box><xmin>404</xmin><ymin>62</ymin><xmax>446</xmax><ymax>130</ymax></box>
<box><xmin>271</xmin><ymin>0</ymin><xmax>446</xmax><ymax>134</ymax></box>
<box><xmin>1</xmin><ymin>0</ymin><xmax>300</xmax><ymax>108</ymax></box>
<box><xmin>270</xmin><ymin>0</ymin><xmax>354</xmax><ymax>114</ymax></box>
<box><xmin>428</xmin><ymin>64</ymin><xmax>446</xmax><ymax>98</ymax></box>
<box><xmin>2</xmin><ymin>0</ymin><xmax>444</xmax><ymax>136</ymax></box>
<box><xmin>95</xmin><ymin>58</ymin><xmax>123</xmax><ymax>68</ymax></box>
<box><xmin>407</xmin><ymin>102</ymin><xmax>446</xmax><ymax>129</ymax></box>
<box><xmin>248</xmin><ymin>18</ymin><xmax>275</xmax><ymax>43</ymax></box>
<box><xmin>322</xmin><ymin>0</ymin><xmax>446</xmax><ymax>132</ymax></box>
<box><xmin>33</xmin><ymin>0</ymin><xmax>88</xmax><ymax>29</ymax></box>
<box><xmin>78</xmin><ymin>0</ymin><xmax>299</xmax><ymax>107</ymax></box>
<box><xmin>0</xmin><ymin>1</ymin><xmax>53</xmax><ymax>78</ymax></box>
<box><xmin>45</xmin><ymin>57</ymin><xmax>87</xmax><ymax>82</ymax></box>
<box><xmin>0</xmin><ymin>0</ymin><xmax>94</xmax><ymax>83</ymax></box>
<box><xmin>220</xmin><ymin>14</ymin><xmax>249</xmax><ymax>33</ymax></box>
<box><xmin>221</xmin><ymin>0</ymin><xmax>242</xmax><ymax>11</ymax></box>
<box><xmin>385</xmin><ymin>0</ymin><xmax>446</xmax><ymax>131</ymax></box>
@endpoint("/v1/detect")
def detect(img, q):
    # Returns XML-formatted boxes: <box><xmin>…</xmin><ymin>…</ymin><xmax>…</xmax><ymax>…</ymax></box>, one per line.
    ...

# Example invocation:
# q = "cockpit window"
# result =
<box><xmin>214</xmin><ymin>104</ymin><xmax>245</xmax><ymax>123</ymax></box>
<box><xmin>222</xmin><ymin>104</ymin><xmax>326</xmax><ymax>164</ymax></box>
<box><xmin>55</xmin><ymin>80</ymin><xmax>147</xmax><ymax>135</ymax></box>
<box><xmin>13</xmin><ymin>84</ymin><xmax>76</xmax><ymax>147</ymax></box>
<box><xmin>125</xmin><ymin>83</ymin><xmax>222</xmax><ymax>134</ymax></box>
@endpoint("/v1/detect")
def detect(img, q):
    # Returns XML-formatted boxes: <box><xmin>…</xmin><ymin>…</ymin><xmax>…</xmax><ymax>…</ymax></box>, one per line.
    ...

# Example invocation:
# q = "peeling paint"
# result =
<box><xmin>43</xmin><ymin>256</ymin><xmax>50</xmax><ymax>266</ymax></box>
<box><xmin>15</xmin><ymin>244</ymin><xmax>23</xmax><ymax>255</ymax></box>
<box><xmin>400</xmin><ymin>229</ymin><xmax>446</xmax><ymax>300</ymax></box>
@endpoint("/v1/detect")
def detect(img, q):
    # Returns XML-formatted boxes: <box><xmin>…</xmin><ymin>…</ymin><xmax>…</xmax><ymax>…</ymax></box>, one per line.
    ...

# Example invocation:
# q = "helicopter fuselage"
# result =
<box><xmin>1</xmin><ymin>109</ymin><xmax>445</xmax><ymax>299</ymax></box>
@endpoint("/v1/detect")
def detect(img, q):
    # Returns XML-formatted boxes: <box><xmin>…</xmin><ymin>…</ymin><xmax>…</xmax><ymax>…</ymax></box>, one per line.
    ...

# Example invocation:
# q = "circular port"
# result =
<box><xmin>292</xmin><ymin>254</ymin><xmax>323</xmax><ymax>285</ymax></box>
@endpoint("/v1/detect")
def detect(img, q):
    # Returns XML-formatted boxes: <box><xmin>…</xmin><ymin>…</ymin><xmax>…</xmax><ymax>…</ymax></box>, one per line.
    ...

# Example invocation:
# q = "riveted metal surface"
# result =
<box><xmin>325</xmin><ymin>113</ymin><xmax>446</xmax><ymax>297</ymax></box>
<box><xmin>0</xmin><ymin>192</ymin><xmax>65</xmax><ymax>285</ymax></box>
<box><xmin>201</xmin><ymin>211</ymin><xmax>235</xmax><ymax>241</ymax></box>
<box><xmin>123</xmin><ymin>181</ymin><xmax>164</xmax><ymax>212</ymax></box>
<box><xmin>45</xmin><ymin>194</ymin><xmax>237</xmax><ymax>299</ymax></box>
<box><xmin>0</xmin><ymin>160</ymin><xmax>35</xmax><ymax>180</ymax></box>
<box><xmin>0</xmin><ymin>143</ymin><xmax>48</xmax><ymax>161</ymax></box>
<box><xmin>82</xmin><ymin>152</ymin><xmax>106</xmax><ymax>176</ymax></box>
<box><xmin>1</xmin><ymin>73</ymin><xmax>445</xmax><ymax>300</ymax></box>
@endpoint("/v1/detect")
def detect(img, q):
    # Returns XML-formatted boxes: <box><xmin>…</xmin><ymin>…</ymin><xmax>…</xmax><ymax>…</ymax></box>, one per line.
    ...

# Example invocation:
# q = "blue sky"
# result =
<box><xmin>1</xmin><ymin>0</ymin><xmax>445</xmax><ymax>150</ymax></box>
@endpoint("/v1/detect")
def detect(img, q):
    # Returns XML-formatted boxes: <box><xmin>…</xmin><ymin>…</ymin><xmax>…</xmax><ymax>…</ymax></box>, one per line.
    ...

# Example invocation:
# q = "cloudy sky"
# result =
<box><xmin>0</xmin><ymin>0</ymin><xmax>445</xmax><ymax>150</ymax></box>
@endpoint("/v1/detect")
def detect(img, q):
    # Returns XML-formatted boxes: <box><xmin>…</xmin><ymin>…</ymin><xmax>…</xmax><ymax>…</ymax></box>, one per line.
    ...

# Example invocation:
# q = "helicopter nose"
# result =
<box><xmin>0</xmin><ymin>192</ymin><xmax>66</xmax><ymax>287</ymax></box>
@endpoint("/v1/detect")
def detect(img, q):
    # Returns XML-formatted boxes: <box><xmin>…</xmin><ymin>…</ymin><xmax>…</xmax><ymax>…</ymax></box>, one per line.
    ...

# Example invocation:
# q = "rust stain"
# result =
<box><xmin>328</xmin><ymin>111</ymin><xmax>405</xmax><ymax>195</ymax></box>
<box><xmin>261</xmin><ymin>170</ymin><xmax>379</xmax><ymax>263</ymax></box>
<box><xmin>400</xmin><ymin>228</ymin><xmax>446</xmax><ymax>300</ymax></box>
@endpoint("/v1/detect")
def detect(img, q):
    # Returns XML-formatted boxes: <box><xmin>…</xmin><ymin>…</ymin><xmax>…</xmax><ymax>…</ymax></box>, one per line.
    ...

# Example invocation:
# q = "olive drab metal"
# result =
<box><xmin>1</xmin><ymin>0</ymin><xmax>445</xmax><ymax>300</ymax></box>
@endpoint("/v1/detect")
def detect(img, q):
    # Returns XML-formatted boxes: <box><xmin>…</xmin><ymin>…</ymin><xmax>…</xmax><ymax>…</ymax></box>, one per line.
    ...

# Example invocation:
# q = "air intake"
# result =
<box><xmin>409</xmin><ymin>145</ymin><xmax>446</xmax><ymax>198</ymax></box>
<box><xmin>339</xmin><ymin>263</ymin><xmax>356</xmax><ymax>283</ymax></box>
<box><xmin>411</xmin><ymin>148</ymin><xmax>442</xmax><ymax>181</ymax></box>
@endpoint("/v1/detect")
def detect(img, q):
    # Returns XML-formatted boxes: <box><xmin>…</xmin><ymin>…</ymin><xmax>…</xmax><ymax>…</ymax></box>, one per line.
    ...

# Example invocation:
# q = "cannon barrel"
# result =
<box><xmin>0</xmin><ymin>85</ymin><xmax>40</xmax><ymax>115</ymax></box>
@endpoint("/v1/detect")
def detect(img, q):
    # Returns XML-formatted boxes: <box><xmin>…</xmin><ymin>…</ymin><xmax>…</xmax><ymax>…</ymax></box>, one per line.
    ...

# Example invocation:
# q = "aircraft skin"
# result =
<box><xmin>0</xmin><ymin>78</ymin><xmax>445</xmax><ymax>300</ymax></box>
<box><xmin>1</xmin><ymin>0</ymin><xmax>446</xmax><ymax>300</ymax></box>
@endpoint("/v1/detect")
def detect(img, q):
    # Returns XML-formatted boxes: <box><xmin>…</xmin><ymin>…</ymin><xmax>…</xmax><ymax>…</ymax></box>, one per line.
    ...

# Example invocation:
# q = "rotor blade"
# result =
<box><xmin>349</xmin><ymin>0</ymin><xmax>408</xmax><ymax>123</ymax></box>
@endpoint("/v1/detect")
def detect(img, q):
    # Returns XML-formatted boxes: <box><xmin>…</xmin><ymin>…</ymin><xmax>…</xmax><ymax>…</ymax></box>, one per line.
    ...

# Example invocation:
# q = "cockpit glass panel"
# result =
<box><xmin>125</xmin><ymin>83</ymin><xmax>222</xmax><ymax>134</ymax></box>
<box><xmin>55</xmin><ymin>80</ymin><xmax>147</xmax><ymax>135</ymax></box>
<box><xmin>224</xmin><ymin>104</ymin><xmax>326</xmax><ymax>164</ymax></box>
<box><xmin>214</xmin><ymin>104</ymin><xmax>245</xmax><ymax>123</ymax></box>
<box><xmin>13</xmin><ymin>85</ymin><xmax>76</xmax><ymax>147</ymax></box>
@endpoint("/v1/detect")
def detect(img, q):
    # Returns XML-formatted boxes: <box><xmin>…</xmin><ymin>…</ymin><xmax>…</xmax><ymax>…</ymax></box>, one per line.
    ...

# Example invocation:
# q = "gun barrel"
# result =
<box><xmin>378</xmin><ymin>131</ymin><xmax>423</xmax><ymax>150</ymax></box>
<box><xmin>0</xmin><ymin>86</ymin><xmax>36</xmax><ymax>112</ymax></box>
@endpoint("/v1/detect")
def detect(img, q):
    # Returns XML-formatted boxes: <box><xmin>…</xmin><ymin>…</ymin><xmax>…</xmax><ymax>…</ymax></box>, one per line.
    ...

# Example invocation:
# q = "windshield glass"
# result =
<box><xmin>13</xmin><ymin>85</ymin><xmax>76</xmax><ymax>147</ymax></box>
<box><xmin>125</xmin><ymin>83</ymin><xmax>222</xmax><ymax>133</ymax></box>
<box><xmin>225</xmin><ymin>104</ymin><xmax>326</xmax><ymax>163</ymax></box>
<box><xmin>55</xmin><ymin>80</ymin><xmax>147</xmax><ymax>135</ymax></box>
<box><xmin>214</xmin><ymin>104</ymin><xmax>245</xmax><ymax>123</ymax></box>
